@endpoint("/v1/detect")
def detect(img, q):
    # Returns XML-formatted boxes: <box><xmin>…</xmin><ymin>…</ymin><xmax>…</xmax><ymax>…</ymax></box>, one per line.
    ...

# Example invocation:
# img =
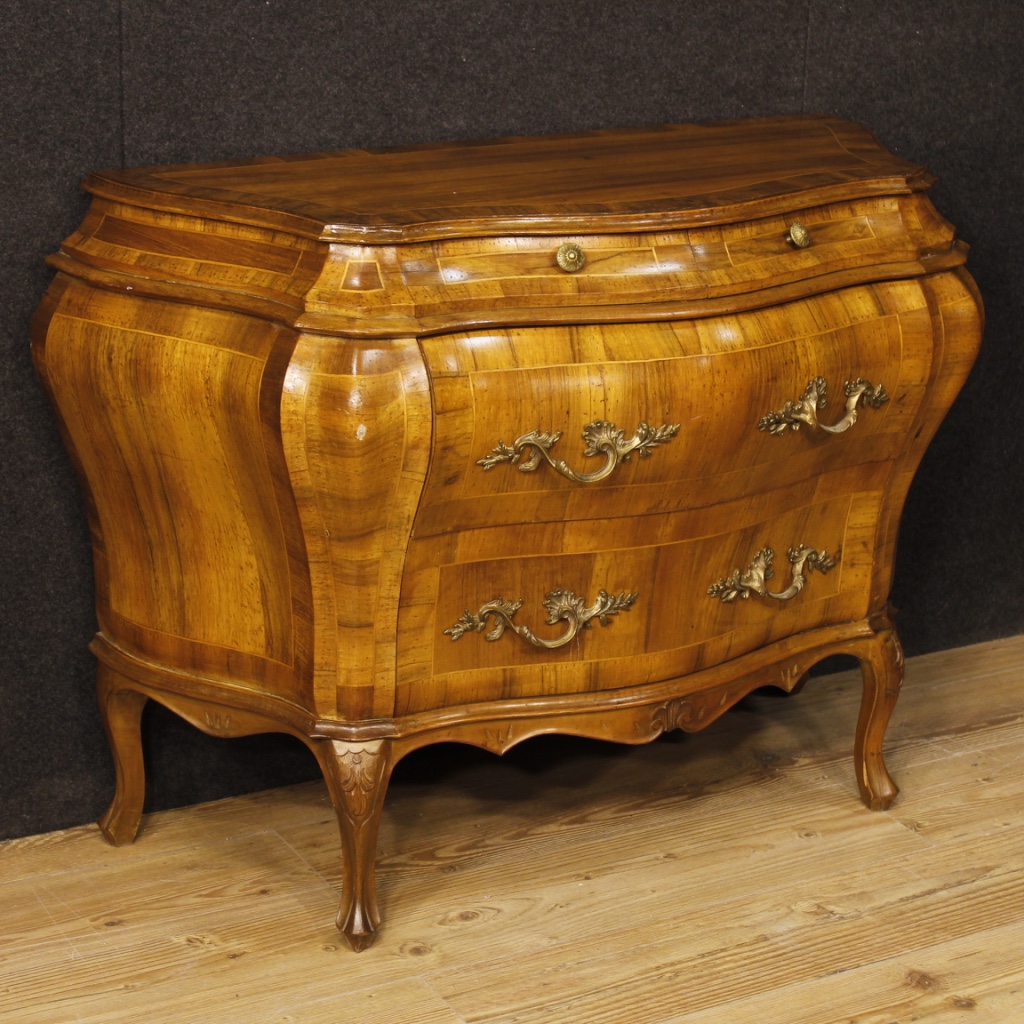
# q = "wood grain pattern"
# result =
<box><xmin>31</xmin><ymin>116</ymin><xmax>983</xmax><ymax>951</ymax></box>
<box><xmin>80</xmin><ymin>116</ymin><xmax>930</xmax><ymax>240</ymax></box>
<box><xmin>279</xmin><ymin>333</ymin><xmax>432</xmax><ymax>720</ymax></box>
<box><xmin>295</xmin><ymin>193</ymin><xmax>956</xmax><ymax>336</ymax></box>
<box><xmin>413</xmin><ymin>282</ymin><xmax>924</xmax><ymax>536</ymax></box>
<box><xmin>36</xmin><ymin>279</ymin><xmax>313</xmax><ymax>701</ymax></box>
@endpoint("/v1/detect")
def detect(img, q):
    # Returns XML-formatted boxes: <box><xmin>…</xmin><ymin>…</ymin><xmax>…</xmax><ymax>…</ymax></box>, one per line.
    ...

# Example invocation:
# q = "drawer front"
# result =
<box><xmin>410</xmin><ymin>196</ymin><xmax>940</xmax><ymax>305</ymax></box>
<box><xmin>396</xmin><ymin>486</ymin><xmax>880</xmax><ymax>715</ymax></box>
<box><xmin>415</xmin><ymin>280</ymin><xmax>934</xmax><ymax>538</ymax></box>
<box><xmin>299</xmin><ymin>193</ymin><xmax>957</xmax><ymax>335</ymax></box>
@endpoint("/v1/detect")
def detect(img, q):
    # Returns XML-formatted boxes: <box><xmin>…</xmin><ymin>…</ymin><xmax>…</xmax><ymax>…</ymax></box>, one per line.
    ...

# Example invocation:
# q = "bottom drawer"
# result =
<box><xmin>395</xmin><ymin>489</ymin><xmax>879</xmax><ymax>715</ymax></box>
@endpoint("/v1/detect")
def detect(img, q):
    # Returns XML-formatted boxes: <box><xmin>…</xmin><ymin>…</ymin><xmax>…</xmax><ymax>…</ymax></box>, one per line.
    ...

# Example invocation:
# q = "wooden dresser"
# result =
<box><xmin>33</xmin><ymin>115</ymin><xmax>983</xmax><ymax>950</ymax></box>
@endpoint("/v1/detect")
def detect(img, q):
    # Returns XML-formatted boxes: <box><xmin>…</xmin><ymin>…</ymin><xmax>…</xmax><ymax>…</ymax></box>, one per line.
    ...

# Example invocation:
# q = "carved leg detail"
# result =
<box><xmin>855</xmin><ymin>627</ymin><xmax>904</xmax><ymax>811</ymax></box>
<box><xmin>314</xmin><ymin>739</ymin><xmax>394</xmax><ymax>952</ymax></box>
<box><xmin>96</xmin><ymin>665</ymin><xmax>149</xmax><ymax>846</ymax></box>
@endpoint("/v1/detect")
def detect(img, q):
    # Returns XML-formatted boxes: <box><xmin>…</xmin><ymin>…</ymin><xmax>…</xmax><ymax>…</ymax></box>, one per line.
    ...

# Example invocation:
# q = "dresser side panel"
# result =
<box><xmin>34</xmin><ymin>278</ymin><xmax>313</xmax><ymax>703</ymax></box>
<box><xmin>866</xmin><ymin>269</ymin><xmax>984</xmax><ymax>608</ymax></box>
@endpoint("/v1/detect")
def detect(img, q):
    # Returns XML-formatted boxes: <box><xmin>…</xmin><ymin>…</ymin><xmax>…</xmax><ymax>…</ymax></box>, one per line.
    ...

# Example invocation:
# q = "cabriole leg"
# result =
<box><xmin>314</xmin><ymin>739</ymin><xmax>395</xmax><ymax>952</ymax></box>
<box><xmin>854</xmin><ymin>627</ymin><xmax>904</xmax><ymax>811</ymax></box>
<box><xmin>96</xmin><ymin>664</ymin><xmax>149</xmax><ymax>846</ymax></box>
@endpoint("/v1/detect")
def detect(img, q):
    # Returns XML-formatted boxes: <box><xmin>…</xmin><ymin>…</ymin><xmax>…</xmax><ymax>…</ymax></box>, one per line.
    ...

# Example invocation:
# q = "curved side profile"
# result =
<box><xmin>33</xmin><ymin>116</ymin><xmax>982</xmax><ymax>951</ymax></box>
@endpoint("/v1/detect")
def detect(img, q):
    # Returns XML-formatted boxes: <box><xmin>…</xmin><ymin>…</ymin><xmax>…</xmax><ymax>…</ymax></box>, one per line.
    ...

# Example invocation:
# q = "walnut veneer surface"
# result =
<box><xmin>32</xmin><ymin>115</ymin><xmax>983</xmax><ymax>951</ymax></box>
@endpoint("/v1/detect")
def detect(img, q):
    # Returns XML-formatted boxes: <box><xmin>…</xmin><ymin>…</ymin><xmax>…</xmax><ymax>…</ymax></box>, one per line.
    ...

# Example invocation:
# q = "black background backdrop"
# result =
<box><xmin>2</xmin><ymin>1</ymin><xmax>1022</xmax><ymax>841</ymax></box>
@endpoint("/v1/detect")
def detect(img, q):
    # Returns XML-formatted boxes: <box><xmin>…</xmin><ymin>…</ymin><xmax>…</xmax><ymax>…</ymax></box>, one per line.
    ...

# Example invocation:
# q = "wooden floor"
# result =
<box><xmin>3</xmin><ymin>636</ymin><xmax>1023</xmax><ymax>1023</ymax></box>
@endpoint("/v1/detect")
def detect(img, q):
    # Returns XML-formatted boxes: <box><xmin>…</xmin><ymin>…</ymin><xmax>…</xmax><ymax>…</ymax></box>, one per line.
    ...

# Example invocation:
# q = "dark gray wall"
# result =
<box><xmin>3</xmin><ymin>1</ymin><xmax>1022</xmax><ymax>841</ymax></box>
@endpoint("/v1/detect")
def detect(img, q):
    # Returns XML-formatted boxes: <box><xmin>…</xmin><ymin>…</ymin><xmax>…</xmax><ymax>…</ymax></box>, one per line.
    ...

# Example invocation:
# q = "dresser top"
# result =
<box><xmin>84</xmin><ymin>115</ymin><xmax>929</xmax><ymax>243</ymax></box>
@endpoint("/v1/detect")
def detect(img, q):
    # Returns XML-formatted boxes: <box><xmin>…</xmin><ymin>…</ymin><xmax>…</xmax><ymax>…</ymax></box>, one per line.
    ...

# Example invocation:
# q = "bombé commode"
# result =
<box><xmin>33</xmin><ymin>115</ymin><xmax>982</xmax><ymax>950</ymax></box>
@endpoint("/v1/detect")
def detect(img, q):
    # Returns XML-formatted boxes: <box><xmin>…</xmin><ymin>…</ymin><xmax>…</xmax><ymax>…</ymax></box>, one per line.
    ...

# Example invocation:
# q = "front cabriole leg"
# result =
<box><xmin>313</xmin><ymin>738</ymin><xmax>395</xmax><ymax>952</ymax></box>
<box><xmin>855</xmin><ymin>625</ymin><xmax>905</xmax><ymax>811</ymax></box>
<box><xmin>96</xmin><ymin>664</ymin><xmax>149</xmax><ymax>846</ymax></box>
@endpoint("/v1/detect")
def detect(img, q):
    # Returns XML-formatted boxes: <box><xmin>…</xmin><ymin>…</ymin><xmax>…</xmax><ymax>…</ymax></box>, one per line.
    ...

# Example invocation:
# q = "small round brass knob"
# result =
<box><xmin>785</xmin><ymin>221</ymin><xmax>812</xmax><ymax>249</ymax></box>
<box><xmin>555</xmin><ymin>242</ymin><xmax>586</xmax><ymax>273</ymax></box>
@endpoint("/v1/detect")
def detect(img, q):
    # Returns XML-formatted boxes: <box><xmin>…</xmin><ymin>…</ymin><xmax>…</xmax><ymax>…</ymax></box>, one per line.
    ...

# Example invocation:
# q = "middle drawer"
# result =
<box><xmin>414</xmin><ymin>279</ymin><xmax>934</xmax><ymax>537</ymax></box>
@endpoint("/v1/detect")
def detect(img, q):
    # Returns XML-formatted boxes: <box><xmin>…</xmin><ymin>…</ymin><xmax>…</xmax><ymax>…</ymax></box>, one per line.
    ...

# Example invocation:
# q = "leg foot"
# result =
<box><xmin>855</xmin><ymin>627</ymin><xmax>904</xmax><ymax>811</ymax></box>
<box><xmin>314</xmin><ymin>739</ymin><xmax>394</xmax><ymax>952</ymax></box>
<box><xmin>96</xmin><ymin>665</ymin><xmax>149</xmax><ymax>845</ymax></box>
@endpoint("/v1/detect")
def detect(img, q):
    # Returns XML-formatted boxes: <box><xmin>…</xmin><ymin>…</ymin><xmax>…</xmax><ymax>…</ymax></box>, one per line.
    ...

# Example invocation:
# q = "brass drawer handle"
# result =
<box><xmin>758</xmin><ymin>376</ymin><xmax>889</xmax><ymax>436</ymax></box>
<box><xmin>445</xmin><ymin>587</ymin><xmax>637</xmax><ymax>649</ymax></box>
<box><xmin>708</xmin><ymin>544</ymin><xmax>837</xmax><ymax>603</ymax></box>
<box><xmin>555</xmin><ymin>241</ymin><xmax>586</xmax><ymax>272</ymax></box>
<box><xmin>785</xmin><ymin>221</ymin><xmax>812</xmax><ymax>248</ymax></box>
<box><xmin>477</xmin><ymin>419</ymin><xmax>680</xmax><ymax>483</ymax></box>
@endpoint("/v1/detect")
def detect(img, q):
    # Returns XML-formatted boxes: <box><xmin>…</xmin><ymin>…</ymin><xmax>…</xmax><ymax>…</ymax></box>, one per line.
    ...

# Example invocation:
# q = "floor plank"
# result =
<box><xmin>1</xmin><ymin>634</ymin><xmax>1023</xmax><ymax>1023</ymax></box>
<box><xmin>672</xmin><ymin>919</ymin><xmax>1024</xmax><ymax>1024</ymax></box>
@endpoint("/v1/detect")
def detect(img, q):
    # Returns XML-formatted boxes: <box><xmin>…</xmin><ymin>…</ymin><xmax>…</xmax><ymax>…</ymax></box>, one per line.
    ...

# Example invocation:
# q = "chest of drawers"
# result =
<box><xmin>33</xmin><ymin>115</ymin><xmax>982</xmax><ymax>950</ymax></box>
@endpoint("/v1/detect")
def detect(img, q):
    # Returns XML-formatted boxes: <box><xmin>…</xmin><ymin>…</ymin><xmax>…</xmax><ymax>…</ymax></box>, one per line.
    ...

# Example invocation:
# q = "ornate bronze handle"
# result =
<box><xmin>758</xmin><ymin>376</ymin><xmax>889</xmax><ymax>436</ymax></box>
<box><xmin>477</xmin><ymin>419</ymin><xmax>680</xmax><ymax>483</ymax></box>
<box><xmin>445</xmin><ymin>587</ymin><xmax>637</xmax><ymax>649</ymax></box>
<box><xmin>708</xmin><ymin>544</ymin><xmax>837</xmax><ymax>603</ymax></box>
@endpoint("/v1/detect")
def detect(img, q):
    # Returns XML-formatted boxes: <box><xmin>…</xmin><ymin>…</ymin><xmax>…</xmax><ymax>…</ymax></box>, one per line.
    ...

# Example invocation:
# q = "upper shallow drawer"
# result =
<box><xmin>51</xmin><ymin>193</ymin><xmax>962</xmax><ymax>339</ymax></box>
<box><xmin>300</xmin><ymin>194</ymin><xmax>959</xmax><ymax>334</ymax></box>
<box><xmin>61</xmin><ymin>116</ymin><xmax>967</xmax><ymax>337</ymax></box>
<box><xmin>413</xmin><ymin>279</ymin><xmax>936</xmax><ymax>538</ymax></box>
